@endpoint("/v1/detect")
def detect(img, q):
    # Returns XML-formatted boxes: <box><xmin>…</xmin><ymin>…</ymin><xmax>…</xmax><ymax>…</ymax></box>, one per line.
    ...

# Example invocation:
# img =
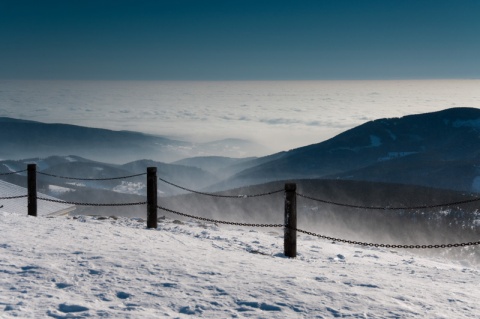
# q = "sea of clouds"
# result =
<box><xmin>1</xmin><ymin>79</ymin><xmax>479</xmax><ymax>155</ymax></box>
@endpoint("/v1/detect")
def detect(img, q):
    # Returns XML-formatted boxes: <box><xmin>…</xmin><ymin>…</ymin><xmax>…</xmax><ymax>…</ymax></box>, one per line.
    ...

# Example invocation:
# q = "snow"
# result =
<box><xmin>66</xmin><ymin>182</ymin><xmax>86</xmax><ymax>187</ymax></box>
<box><xmin>113</xmin><ymin>181</ymin><xmax>146</xmax><ymax>195</ymax></box>
<box><xmin>379</xmin><ymin>152</ymin><xmax>418</xmax><ymax>162</ymax></box>
<box><xmin>48</xmin><ymin>185</ymin><xmax>75</xmax><ymax>195</ymax></box>
<box><xmin>2</xmin><ymin>164</ymin><xmax>16</xmax><ymax>172</ymax></box>
<box><xmin>1</xmin><ymin>213</ymin><xmax>478</xmax><ymax>318</ymax></box>
<box><xmin>0</xmin><ymin>180</ymin><xmax>75</xmax><ymax>217</ymax></box>
<box><xmin>26</xmin><ymin>159</ymin><xmax>50</xmax><ymax>171</ymax></box>
<box><xmin>453</xmin><ymin>118</ymin><xmax>480</xmax><ymax>129</ymax></box>
<box><xmin>369</xmin><ymin>135</ymin><xmax>381</xmax><ymax>147</ymax></box>
<box><xmin>471</xmin><ymin>176</ymin><xmax>480</xmax><ymax>193</ymax></box>
<box><xmin>385</xmin><ymin>129</ymin><xmax>397</xmax><ymax>141</ymax></box>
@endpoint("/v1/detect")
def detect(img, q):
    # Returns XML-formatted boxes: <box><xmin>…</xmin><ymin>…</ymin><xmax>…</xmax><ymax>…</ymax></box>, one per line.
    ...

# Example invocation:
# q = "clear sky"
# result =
<box><xmin>1</xmin><ymin>0</ymin><xmax>479</xmax><ymax>80</ymax></box>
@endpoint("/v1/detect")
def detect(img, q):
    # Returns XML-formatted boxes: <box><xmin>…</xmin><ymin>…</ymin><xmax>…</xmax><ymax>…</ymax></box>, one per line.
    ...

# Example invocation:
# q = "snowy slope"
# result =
<box><xmin>1</xmin><ymin>213</ymin><xmax>479</xmax><ymax>318</ymax></box>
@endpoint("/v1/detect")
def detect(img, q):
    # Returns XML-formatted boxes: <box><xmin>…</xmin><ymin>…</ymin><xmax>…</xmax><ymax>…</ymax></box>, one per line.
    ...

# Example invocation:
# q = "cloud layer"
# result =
<box><xmin>1</xmin><ymin>80</ymin><xmax>479</xmax><ymax>155</ymax></box>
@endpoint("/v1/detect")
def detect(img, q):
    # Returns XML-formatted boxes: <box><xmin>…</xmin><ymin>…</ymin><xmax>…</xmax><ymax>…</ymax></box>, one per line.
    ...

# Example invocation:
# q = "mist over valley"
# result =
<box><xmin>1</xmin><ymin>107</ymin><xmax>480</xmax><ymax>263</ymax></box>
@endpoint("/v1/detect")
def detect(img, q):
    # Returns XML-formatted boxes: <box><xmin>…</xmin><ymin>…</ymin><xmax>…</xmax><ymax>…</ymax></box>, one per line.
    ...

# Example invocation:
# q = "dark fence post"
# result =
<box><xmin>284</xmin><ymin>183</ymin><xmax>297</xmax><ymax>258</ymax></box>
<box><xmin>27</xmin><ymin>164</ymin><xmax>37</xmax><ymax>217</ymax></box>
<box><xmin>147</xmin><ymin>167</ymin><xmax>158</xmax><ymax>228</ymax></box>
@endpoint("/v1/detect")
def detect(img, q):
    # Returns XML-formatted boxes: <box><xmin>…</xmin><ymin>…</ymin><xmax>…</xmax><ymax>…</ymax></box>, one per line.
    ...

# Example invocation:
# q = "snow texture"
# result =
<box><xmin>1</xmin><ymin>213</ymin><xmax>479</xmax><ymax>318</ymax></box>
<box><xmin>48</xmin><ymin>185</ymin><xmax>75</xmax><ymax>195</ymax></box>
<box><xmin>0</xmin><ymin>181</ymin><xmax>75</xmax><ymax>217</ymax></box>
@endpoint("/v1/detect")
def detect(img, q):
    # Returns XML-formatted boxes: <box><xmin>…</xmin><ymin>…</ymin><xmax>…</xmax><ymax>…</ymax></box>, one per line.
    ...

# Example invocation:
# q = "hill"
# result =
<box><xmin>219</xmin><ymin>107</ymin><xmax>480</xmax><ymax>192</ymax></box>
<box><xmin>3</xmin><ymin>107</ymin><xmax>480</xmax><ymax>193</ymax></box>
<box><xmin>0</xmin><ymin>117</ymin><xmax>264</xmax><ymax>163</ymax></box>
<box><xmin>0</xmin><ymin>156</ymin><xmax>219</xmax><ymax>216</ymax></box>
<box><xmin>1</xmin><ymin>212</ymin><xmax>478</xmax><ymax>318</ymax></box>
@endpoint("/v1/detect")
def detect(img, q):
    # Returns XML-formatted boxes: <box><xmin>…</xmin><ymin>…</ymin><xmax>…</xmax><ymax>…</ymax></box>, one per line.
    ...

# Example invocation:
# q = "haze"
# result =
<box><xmin>1</xmin><ymin>1</ymin><xmax>479</xmax><ymax>156</ymax></box>
<box><xmin>1</xmin><ymin>80</ymin><xmax>479</xmax><ymax>156</ymax></box>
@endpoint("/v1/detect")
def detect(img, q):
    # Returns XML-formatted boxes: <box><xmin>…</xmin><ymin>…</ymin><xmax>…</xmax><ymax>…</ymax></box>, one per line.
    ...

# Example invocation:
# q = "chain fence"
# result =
<box><xmin>0</xmin><ymin>169</ymin><xmax>28</xmax><ymax>200</ymax></box>
<box><xmin>157</xmin><ymin>205</ymin><xmax>284</xmax><ymax>228</ymax></box>
<box><xmin>297</xmin><ymin>192</ymin><xmax>480</xmax><ymax>210</ymax></box>
<box><xmin>0</xmin><ymin>194</ymin><xmax>28</xmax><ymax>200</ymax></box>
<box><xmin>2</xmin><ymin>165</ymin><xmax>479</xmax><ymax>251</ymax></box>
<box><xmin>37</xmin><ymin>171</ymin><xmax>147</xmax><ymax>181</ymax></box>
<box><xmin>156</xmin><ymin>205</ymin><xmax>480</xmax><ymax>249</ymax></box>
<box><xmin>37</xmin><ymin>197</ymin><xmax>147</xmax><ymax>207</ymax></box>
<box><xmin>158</xmin><ymin>176</ymin><xmax>284</xmax><ymax>198</ymax></box>
<box><xmin>292</xmin><ymin>227</ymin><xmax>480</xmax><ymax>249</ymax></box>
<box><xmin>0</xmin><ymin>169</ymin><xmax>27</xmax><ymax>176</ymax></box>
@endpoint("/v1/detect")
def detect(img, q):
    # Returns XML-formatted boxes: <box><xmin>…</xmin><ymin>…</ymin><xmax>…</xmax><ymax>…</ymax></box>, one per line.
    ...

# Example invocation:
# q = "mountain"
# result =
<box><xmin>221</xmin><ymin>107</ymin><xmax>480</xmax><ymax>193</ymax></box>
<box><xmin>172</xmin><ymin>152</ymin><xmax>287</xmax><ymax>179</ymax></box>
<box><xmin>173</xmin><ymin>156</ymin><xmax>257</xmax><ymax>175</ymax></box>
<box><xmin>0</xmin><ymin>156</ymin><xmax>219</xmax><ymax>217</ymax></box>
<box><xmin>0</xmin><ymin>117</ymin><xmax>264</xmax><ymax>163</ymax></box>
<box><xmin>3</xmin><ymin>107</ymin><xmax>480</xmax><ymax>194</ymax></box>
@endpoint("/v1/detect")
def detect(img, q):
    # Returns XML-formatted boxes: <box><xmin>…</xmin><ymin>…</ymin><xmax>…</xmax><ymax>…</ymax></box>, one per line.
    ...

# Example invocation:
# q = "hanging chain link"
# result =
<box><xmin>157</xmin><ymin>205</ymin><xmax>283</xmax><ymax>228</ymax></box>
<box><xmin>157</xmin><ymin>206</ymin><xmax>479</xmax><ymax>249</ymax></box>
<box><xmin>4</xmin><ymin>165</ymin><xmax>476</xmax><ymax>250</ymax></box>
<box><xmin>158</xmin><ymin>176</ymin><xmax>283</xmax><ymax>198</ymax></box>
<box><xmin>37</xmin><ymin>196</ymin><xmax>147</xmax><ymax>207</ymax></box>
<box><xmin>0</xmin><ymin>169</ymin><xmax>27</xmax><ymax>176</ymax></box>
<box><xmin>37</xmin><ymin>171</ymin><xmax>146</xmax><ymax>181</ymax></box>
<box><xmin>0</xmin><ymin>194</ymin><xmax>28</xmax><ymax>200</ymax></box>
<box><xmin>292</xmin><ymin>227</ymin><xmax>480</xmax><ymax>249</ymax></box>
<box><xmin>297</xmin><ymin>192</ymin><xmax>480</xmax><ymax>210</ymax></box>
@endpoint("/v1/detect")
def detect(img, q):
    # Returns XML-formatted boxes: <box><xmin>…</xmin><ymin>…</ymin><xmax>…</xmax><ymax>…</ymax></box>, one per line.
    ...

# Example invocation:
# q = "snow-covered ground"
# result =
<box><xmin>1</xmin><ymin>212</ymin><xmax>479</xmax><ymax>318</ymax></box>
<box><xmin>113</xmin><ymin>181</ymin><xmax>146</xmax><ymax>195</ymax></box>
<box><xmin>48</xmin><ymin>185</ymin><xmax>75</xmax><ymax>195</ymax></box>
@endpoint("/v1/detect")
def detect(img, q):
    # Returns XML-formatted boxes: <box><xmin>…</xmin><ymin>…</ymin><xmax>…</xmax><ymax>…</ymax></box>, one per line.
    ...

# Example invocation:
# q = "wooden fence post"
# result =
<box><xmin>147</xmin><ymin>167</ymin><xmax>158</xmax><ymax>228</ymax></box>
<box><xmin>284</xmin><ymin>183</ymin><xmax>297</xmax><ymax>258</ymax></box>
<box><xmin>27</xmin><ymin>164</ymin><xmax>37</xmax><ymax>217</ymax></box>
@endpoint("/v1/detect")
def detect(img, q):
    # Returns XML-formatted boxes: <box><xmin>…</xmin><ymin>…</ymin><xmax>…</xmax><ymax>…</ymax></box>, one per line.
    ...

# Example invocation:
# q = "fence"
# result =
<box><xmin>2</xmin><ymin>164</ymin><xmax>480</xmax><ymax>258</ymax></box>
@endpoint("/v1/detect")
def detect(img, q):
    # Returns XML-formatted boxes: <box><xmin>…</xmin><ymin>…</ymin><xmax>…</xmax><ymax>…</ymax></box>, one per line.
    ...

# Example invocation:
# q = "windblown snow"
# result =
<box><xmin>1</xmin><ymin>212</ymin><xmax>478</xmax><ymax>318</ymax></box>
<box><xmin>113</xmin><ymin>182</ymin><xmax>146</xmax><ymax>195</ymax></box>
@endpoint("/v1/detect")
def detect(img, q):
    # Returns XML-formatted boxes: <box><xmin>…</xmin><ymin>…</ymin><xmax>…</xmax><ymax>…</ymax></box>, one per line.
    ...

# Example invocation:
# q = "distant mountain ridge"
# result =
<box><xmin>218</xmin><ymin>107</ymin><xmax>480</xmax><ymax>193</ymax></box>
<box><xmin>2</xmin><ymin>107</ymin><xmax>480</xmax><ymax>194</ymax></box>
<box><xmin>0</xmin><ymin>117</ymin><xmax>265</xmax><ymax>163</ymax></box>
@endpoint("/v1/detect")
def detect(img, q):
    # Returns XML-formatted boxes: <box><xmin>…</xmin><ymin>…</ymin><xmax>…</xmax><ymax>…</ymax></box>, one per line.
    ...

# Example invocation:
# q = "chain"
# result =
<box><xmin>158</xmin><ymin>177</ymin><xmax>283</xmax><ymax>198</ymax></box>
<box><xmin>157</xmin><ymin>206</ymin><xmax>479</xmax><ymax>249</ymax></box>
<box><xmin>0</xmin><ymin>169</ymin><xmax>27</xmax><ymax>176</ymax></box>
<box><xmin>37</xmin><ymin>171</ymin><xmax>146</xmax><ymax>181</ymax></box>
<box><xmin>37</xmin><ymin>197</ymin><xmax>147</xmax><ymax>207</ymax></box>
<box><xmin>0</xmin><ymin>195</ymin><xmax>28</xmax><ymax>200</ymax></box>
<box><xmin>32</xmin><ymin>196</ymin><xmax>480</xmax><ymax>249</ymax></box>
<box><xmin>292</xmin><ymin>227</ymin><xmax>480</xmax><ymax>249</ymax></box>
<box><xmin>297</xmin><ymin>192</ymin><xmax>480</xmax><ymax>210</ymax></box>
<box><xmin>157</xmin><ymin>205</ymin><xmax>283</xmax><ymax>227</ymax></box>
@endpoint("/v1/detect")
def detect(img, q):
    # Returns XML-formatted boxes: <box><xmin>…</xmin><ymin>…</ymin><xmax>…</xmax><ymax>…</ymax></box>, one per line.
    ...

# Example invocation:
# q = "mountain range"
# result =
<box><xmin>2</xmin><ymin>107</ymin><xmax>479</xmax><ymax>257</ymax></box>
<box><xmin>2</xmin><ymin>107</ymin><xmax>480</xmax><ymax>198</ymax></box>
<box><xmin>210</xmin><ymin>107</ymin><xmax>480</xmax><ymax>193</ymax></box>
<box><xmin>0</xmin><ymin>117</ymin><xmax>265</xmax><ymax>163</ymax></box>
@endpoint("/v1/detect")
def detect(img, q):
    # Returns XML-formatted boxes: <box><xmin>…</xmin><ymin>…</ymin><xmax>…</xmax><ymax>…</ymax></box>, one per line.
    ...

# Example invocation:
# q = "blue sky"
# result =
<box><xmin>1</xmin><ymin>0</ymin><xmax>479</xmax><ymax>80</ymax></box>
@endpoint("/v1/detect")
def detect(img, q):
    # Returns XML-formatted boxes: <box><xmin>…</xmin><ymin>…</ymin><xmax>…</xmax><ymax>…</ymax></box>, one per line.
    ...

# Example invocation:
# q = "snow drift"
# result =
<box><xmin>1</xmin><ymin>212</ymin><xmax>478</xmax><ymax>318</ymax></box>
